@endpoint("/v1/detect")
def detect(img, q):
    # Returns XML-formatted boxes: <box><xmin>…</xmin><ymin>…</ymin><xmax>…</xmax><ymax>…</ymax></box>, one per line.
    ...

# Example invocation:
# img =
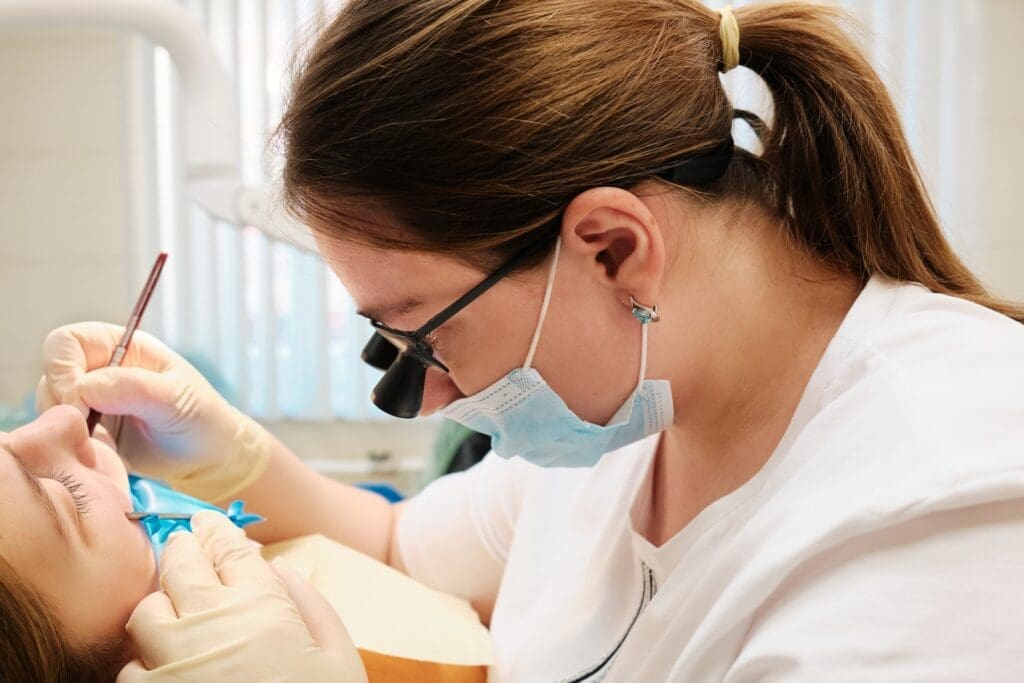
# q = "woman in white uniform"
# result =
<box><xmin>38</xmin><ymin>1</ymin><xmax>1024</xmax><ymax>681</ymax></box>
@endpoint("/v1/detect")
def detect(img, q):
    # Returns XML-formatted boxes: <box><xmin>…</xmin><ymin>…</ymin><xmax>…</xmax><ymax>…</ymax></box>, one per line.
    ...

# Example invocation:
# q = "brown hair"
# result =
<box><xmin>0</xmin><ymin>557</ymin><xmax>129</xmax><ymax>682</ymax></box>
<box><xmin>280</xmin><ymin>0</ymin><xmax>1023</xmax><ymax>322</ymax></box>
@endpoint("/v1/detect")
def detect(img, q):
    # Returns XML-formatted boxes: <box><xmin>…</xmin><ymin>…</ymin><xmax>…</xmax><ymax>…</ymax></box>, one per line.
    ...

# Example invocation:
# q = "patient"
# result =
<box><xmin>0</xmin><ymin>406</ymin><xmax>492</xmax><ymax>683</ymax></box>
<box><xmin>0</xmin><ymin>405</ymin><xmax>157</xmax><ymax>682</ymax></box>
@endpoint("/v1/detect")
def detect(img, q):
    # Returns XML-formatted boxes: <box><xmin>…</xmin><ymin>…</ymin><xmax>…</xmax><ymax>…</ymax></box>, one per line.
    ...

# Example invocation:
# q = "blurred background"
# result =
<box><xmin>1</xmin><ymin>0</ymin><xmax>1021</xmax><ymax>495</ymax></box>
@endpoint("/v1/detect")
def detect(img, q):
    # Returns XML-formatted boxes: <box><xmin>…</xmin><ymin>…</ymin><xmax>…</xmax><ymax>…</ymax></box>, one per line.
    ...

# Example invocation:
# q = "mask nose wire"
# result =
<box><xmin>523</xmin><ymin>237</ymin><xmax>562</xmax><ymax>369</ymax></box>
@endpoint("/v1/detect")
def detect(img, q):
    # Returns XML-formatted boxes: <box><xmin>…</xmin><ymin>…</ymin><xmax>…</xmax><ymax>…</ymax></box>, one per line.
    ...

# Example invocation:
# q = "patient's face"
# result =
<box><xmin>0</xmin><ymin>405</ymin><xmax>157</xmax><ymax>645</ymax></box>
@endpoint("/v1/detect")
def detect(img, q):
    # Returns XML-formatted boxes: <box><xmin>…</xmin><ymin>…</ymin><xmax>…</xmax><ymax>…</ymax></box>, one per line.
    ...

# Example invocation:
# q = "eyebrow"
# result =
<box><xmin>1</xmin><ymin>442</ymin><xmax>71</xmax><ymax>544</ymax></box>
<box><xmin>356</xmin><ymin>296</ymin><xmax>425</xmax><ymax>324</ymax></box>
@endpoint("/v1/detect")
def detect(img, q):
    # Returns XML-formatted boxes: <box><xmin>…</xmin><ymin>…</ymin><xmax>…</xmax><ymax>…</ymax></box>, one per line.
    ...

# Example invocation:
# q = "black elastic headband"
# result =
<box><xmin>657</xmin><ymin>108</ymin><xmax>767</xmax><ymax>186</ymax></box>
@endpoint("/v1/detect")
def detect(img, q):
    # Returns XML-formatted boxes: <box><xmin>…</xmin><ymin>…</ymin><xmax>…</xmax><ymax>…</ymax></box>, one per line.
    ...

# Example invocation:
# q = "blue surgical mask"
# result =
<box><xmin>128</xmin><ymin>474</ymin><xmax>263</xmax><ymax>559</ymax></box>
<box><xmin>441</xmin><ymin>238</ymin><xmax>674</xmax><ymax>467</ymax></box>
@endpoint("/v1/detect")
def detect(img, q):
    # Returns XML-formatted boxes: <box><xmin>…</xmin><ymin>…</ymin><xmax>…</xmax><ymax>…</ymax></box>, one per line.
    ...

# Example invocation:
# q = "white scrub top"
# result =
<box><xmin>397</xmin><ymin>275</ymin><xmax>1024</xmax><ymax>682</ymax></box>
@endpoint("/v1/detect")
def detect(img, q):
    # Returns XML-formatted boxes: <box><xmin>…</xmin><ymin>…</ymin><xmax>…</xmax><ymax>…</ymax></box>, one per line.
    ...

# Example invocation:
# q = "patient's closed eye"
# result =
<box><xmin>46</xmin><ymin>470</ymin><xmax>91</xmax><ymax>515</ymax></box>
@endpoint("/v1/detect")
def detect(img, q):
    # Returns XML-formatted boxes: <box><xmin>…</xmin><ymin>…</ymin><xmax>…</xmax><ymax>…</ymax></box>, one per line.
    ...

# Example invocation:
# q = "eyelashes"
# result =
<box><xmin>46</xmin><ymin>470</ymin><xmax>92</xmax><ymax>516</ymax></box>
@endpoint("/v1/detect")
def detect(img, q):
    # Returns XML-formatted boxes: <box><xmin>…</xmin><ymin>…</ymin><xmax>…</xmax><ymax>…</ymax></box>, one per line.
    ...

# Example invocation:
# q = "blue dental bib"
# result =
<box><xmin>128</xmin><ymin>474</ymin><xmax>263</xmax><ymax>557</ymax></box>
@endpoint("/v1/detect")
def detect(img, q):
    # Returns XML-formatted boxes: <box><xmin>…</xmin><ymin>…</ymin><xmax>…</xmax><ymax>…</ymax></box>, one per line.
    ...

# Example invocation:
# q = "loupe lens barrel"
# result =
<box><xmin>362</xmin><ymin>332</ymin><xmax>400</xmax><ymax>370</ymax></box>
<box><xmin>371</xmin><ymin>353</ymin><xmax>426</xmax><ymax>418</ymax></box>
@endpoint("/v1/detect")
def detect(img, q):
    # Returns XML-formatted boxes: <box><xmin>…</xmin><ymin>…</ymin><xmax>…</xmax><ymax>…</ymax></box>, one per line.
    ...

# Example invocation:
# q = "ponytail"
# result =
<box><xmin>731</xmin><ymin>3</ymin><xmax>1023</xmax><ymax>322</ymax></box>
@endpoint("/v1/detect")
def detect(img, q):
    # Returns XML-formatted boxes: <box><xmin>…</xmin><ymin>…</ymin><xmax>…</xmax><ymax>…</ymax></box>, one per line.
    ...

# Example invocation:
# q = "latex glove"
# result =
<box><xmin>118</xmin><ymin>511</ymin><xmax>368</xmax><ymax>683</ymax></box>
<box><xmin>36</xmin><ymin>321</ymin><xmax>271</xmax><ymax>502</ymax></box>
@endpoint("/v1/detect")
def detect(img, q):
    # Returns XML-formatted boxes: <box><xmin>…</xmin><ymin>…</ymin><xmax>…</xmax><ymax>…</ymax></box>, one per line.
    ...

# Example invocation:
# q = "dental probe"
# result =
<box><xmin>125</xmin><ymin>511</ymin><xmax>194</xmax><ymax>520</ymax></box>
<box><xmin>86</xmin><ymin>252</ymin><xmax>168</xmax><ymax>436</ymax></box>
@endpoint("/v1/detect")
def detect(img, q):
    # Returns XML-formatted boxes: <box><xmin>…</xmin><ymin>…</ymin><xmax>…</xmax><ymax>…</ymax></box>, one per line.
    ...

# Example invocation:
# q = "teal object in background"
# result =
<box><xmin>419</xmin><ymin>420</ymin><xmax>476</xmax><ymax>490</ymax></box>
<box><xmin>0</xmin><ymin>394</ymin><xmax>35</xmax><ymax>431</ymax></box>
<box><xmin>416</xmin><ymin>419</ymin><xmax>492</xmax><ymax>492</ymax></box>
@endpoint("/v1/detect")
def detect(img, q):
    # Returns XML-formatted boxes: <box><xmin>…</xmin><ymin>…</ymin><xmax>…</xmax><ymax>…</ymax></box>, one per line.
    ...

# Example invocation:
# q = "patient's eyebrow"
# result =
<box><xmin>1</xmin><ymin>443</ymin><xmax>70</xmax><ymax>544</ymax></box>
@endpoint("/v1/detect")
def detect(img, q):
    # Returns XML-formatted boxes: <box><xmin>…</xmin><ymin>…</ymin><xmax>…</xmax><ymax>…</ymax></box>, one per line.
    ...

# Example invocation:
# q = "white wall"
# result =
<box><xmin>0</xmin><ymin>27</ymin><xmax>434</xmax><ymax>478</ymax></box>
<box><xmin>0</xmin><ymin>28</ymin><xmax>138</xmax><ymax>406</ymax></box>
<box><xmin>973</xmin><ymin>0</ymin><xmax>1024</xmax><ymax>299</ymax></box>
<box><xmin>860</xmin><ymin>0</ymin><xmax>1022</xmax><ymax>299</ymax></box>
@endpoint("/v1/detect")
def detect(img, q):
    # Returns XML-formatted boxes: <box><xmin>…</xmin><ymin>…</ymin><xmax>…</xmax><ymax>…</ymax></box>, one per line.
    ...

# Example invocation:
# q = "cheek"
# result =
<box><xmin>83</xmin><ymin>506</ymin><xmax>158</xmax><ymax>640</ymax></box>
<box><xmin>28</xmin><ymin>504</ymin><xmax>157</xmax><ymax>646</ymax></box>
<box><xmin>443</xmin><ymin>326</ymin><xmax>532</xmax><ymax>396</ymax></box>
<box><xmin>93</xmin><ymin>483</ymin><xmax>156</xmax><ymax>581</ymax></box>
<box><xmin>65</xmin><ymin>542</ymin><xmax>157</xmax><ymax>646</ymax></box>
<box><xmin>91</xmin><ymin>441</ymin><xmax>130</xmax><ymax>495</ymax></box>
<box><xmin>79</xmin><ymin>441</ymin><xmax>153</xmax><ymax>577</ymax></box>
<box><xmin>82</xmin><ymin>471</ymin><xmax>159</xmax><ymax>603</ymax></box>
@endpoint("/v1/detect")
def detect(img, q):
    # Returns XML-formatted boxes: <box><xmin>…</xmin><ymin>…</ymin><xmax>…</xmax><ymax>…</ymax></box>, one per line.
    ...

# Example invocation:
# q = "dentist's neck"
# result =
<box><xmin>650</xmin><ymin>205</ymin><xmax>861</xmax><ymax>475</ymax></box>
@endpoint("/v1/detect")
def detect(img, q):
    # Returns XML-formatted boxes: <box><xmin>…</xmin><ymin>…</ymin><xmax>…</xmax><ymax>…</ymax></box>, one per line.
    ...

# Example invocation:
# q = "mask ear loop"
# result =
<box><xmin>635</xmin><ymin>323</ymin><xmax>650</xmax><ymax>392</ymax></box>
<box><xmin>524</xmin><ymin>236</ymin><xmax>656</xmax><ymax>394</ymax></box>
<box><xmin>524</xmin><ymin>237</ymin><xmax>562</xmax><ymax>369</ymax></box>
<box><xmin>631</xmin><ymin>297</ymin><xmax>660</xmax><ymax>391</ymax></box>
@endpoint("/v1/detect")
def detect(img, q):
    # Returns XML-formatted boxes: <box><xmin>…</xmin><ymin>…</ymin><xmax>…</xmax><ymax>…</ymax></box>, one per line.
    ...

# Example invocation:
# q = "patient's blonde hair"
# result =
<box><xmin>0</xmin><ymin>557</ymin><xmax>128</xmax><ymax>682</ymax></box>
<box><xmin>279</xmin><ymin>0</ymin><xmax>1022</xmax><ymax>322</ymax></box>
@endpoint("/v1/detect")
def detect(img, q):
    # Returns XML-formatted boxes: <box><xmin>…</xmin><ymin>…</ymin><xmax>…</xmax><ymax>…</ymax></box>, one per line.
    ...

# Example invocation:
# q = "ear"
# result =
<box><xmin>559</xmin><ymin>187</ymin><xmax>666</xmax><ymax>309</ymax></box>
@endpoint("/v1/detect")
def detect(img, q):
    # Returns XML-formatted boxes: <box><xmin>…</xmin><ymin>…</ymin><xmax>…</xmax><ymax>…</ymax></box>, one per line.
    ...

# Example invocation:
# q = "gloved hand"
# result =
<box><xmin>118</xmin><ymin>511</ymin><xmax>368</xmax><ymax>683</ymax></box>
<box><xmin>36</xmin><ymin>321</ymin><xmax>271</xmax><ymax>502</ymax></box>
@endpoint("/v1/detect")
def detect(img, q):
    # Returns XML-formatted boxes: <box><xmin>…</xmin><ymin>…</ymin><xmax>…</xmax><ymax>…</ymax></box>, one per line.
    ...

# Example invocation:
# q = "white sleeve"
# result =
<box><xmin>726</xmin><ymin>497</ymin><xmax>1024</xmax><ymax>682</ymax></box>
<box><xmin>396</xmin><ymin>452</ymin><xmax>536</xmax><ymax>608</ymax></box>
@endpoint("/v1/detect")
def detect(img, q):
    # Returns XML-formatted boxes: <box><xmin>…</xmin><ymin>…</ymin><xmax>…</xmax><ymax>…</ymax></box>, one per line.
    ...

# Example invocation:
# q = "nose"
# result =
<box><xmin>6</xmin><ymin>404</ymin><xmax>98</xmax><ymax>470</ymax></box>
<box><xmin>418</xmin><ymin>368</ymin><xmax>465</xmax><ymax>416</ymax></box>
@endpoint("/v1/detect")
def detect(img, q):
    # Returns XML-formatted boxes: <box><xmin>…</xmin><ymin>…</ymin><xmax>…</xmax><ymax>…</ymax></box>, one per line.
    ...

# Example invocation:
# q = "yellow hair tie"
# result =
<box><xmin>717</xmin><ymin>5</ymin><xmax>741</xmax><ymax>73</ymax></box>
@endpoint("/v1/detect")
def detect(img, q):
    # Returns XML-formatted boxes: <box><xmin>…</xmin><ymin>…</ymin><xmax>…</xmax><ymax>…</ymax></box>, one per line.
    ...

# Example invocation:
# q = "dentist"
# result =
<box><xmin>39</xmin><ymin>1</ymin><xmax>1024</xmax><ymax>681</ymax></box>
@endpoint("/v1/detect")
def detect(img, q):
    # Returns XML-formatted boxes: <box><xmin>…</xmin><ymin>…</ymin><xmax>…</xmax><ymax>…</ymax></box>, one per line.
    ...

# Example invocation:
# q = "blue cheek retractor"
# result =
<box><xmin>128</xmin><ymin>474</ymin><xmax>264</xmax><ymax>558</ymax></box>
